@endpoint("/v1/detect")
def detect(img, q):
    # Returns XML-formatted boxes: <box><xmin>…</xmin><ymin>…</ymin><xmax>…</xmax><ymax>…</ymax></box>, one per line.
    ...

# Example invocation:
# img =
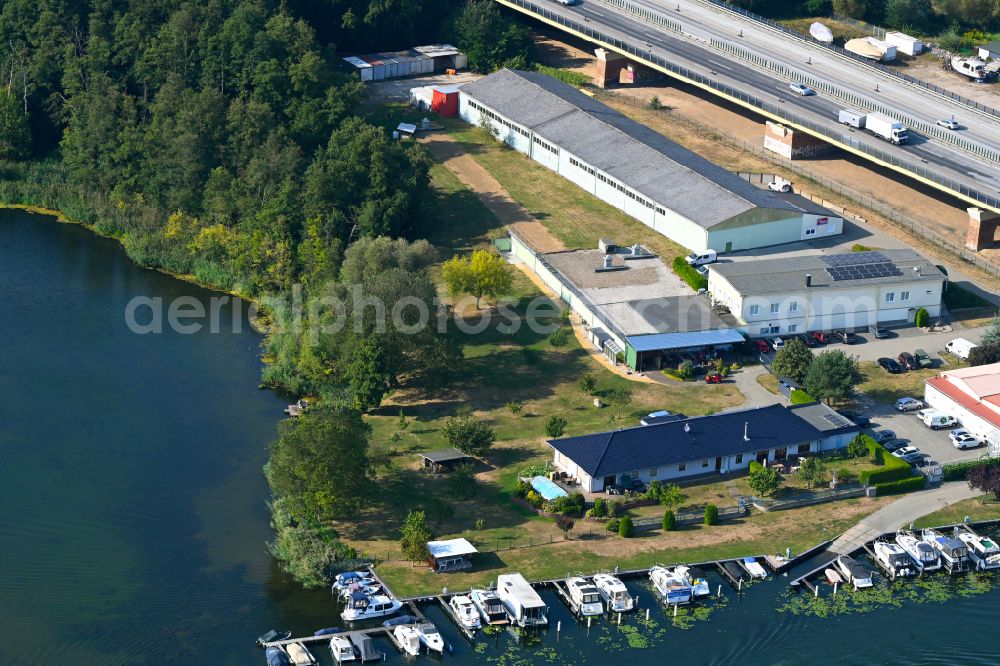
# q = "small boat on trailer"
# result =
<box><xmin>896</xmin><ymin>531</ymin><xmax>941</xmax><ymax>573</ymax></box>
<box><xmin>922</xmin><ymin>528</ymin><xmax>970</xmax><ymax>573</ymax></box>
<box><xmin>675</xmin><ymin>565</ymin><xmax>710</xmax><ymax>597</ymax></box>
<box><xmin>836</xmin><ymin>556</ymin><xmax>873</xmax><ymax>589</ymax></box>
<box><xmin>329</xmin><ymin>636</ymin><xmax>356</xmax><ymax>663</ymax></box>
<box><xmin>593</xmin><ymin>573</ymin><xmax>634</xmax><ymax>612</ymax></box>
<box><xmin>649</xmin><ymin>566</ymin><xmax>693</xmax><ymax>605</ymax></box>
<box><xmin>956</xmin><ymin>531</ymin><xmax>1000</xmax><ymax>570</ymax></box>
<box><xmin>873</xmin><ymin>540</ymin><xmax>915</xmax><ymax>578</ymax></box>
<box><xmin>566</xmin><ymin>576</ymin><xmax>604</xmax><ymax>616</ymax></box>
<box><xmin>470</xmin><ymin>588</ymin><xmax>509</xmax><ymax>625</ymax></box>
<box><xmin>824</xmin><ymin>568</ymin><xmax>843</xmax><ymax>585</ymax></box>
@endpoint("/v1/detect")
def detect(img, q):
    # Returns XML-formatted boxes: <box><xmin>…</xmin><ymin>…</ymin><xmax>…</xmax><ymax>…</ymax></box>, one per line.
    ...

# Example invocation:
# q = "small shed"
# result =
<box><xmin>418</xmin><ymin>447</ymin><xmax>472</xmax><ymax>472</ymax></box>
<box><xmin>427</xmin><ymin>538</ymin><xmax>477</xmax><ymax>572</ymax></box>
<box><xmin>431</xmin><ymin>85</ymin><xmax>460</xmax><ymax>117</ymax></box>
<box><xmin>979</xmin><ymin>41</ymin><xmax>1000</xmax><ymax>61</ymax></box>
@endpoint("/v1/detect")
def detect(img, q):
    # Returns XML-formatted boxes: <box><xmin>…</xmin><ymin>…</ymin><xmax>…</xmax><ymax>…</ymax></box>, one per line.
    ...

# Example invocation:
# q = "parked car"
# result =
<box><xmin>771</xmin><ymin>337</ymin><xmax>785</xmax><ymax>351</ymax></box>
<box><xmin>869</xmin><ymin>325</ymin><xmax>891</xmax><ymax>339</ymax></box>
<box><xmin>937</xmin><ymin>117</ymin><xmax>959</xmax><ymax>130</ymax></box>
<box><xmin>753</xmin><ymin>339</ymin><xmax>771</xmax><ymax>353</ymax></box>
<box><xmin>836</xmin><ymin>409</ymin><xmax>871</xmax><ymax>429</ymax></box>
<box><xmin>952</xmin><ymin>433</ymin><xmax>982</xmax><ymax>450</ymax></box>
<box><xmin>913</xmin><ymin>349</ymin><xmax>933</xmax><ymax>368</ymax></box>
<box><xmin>895</xmin><ymin>397</ymin><xmax>924</xmax><ymax>412</ymax></box>
<box><xmin>915</xmin><ymin>407</ymin><xmax>938</xmax><ymax>420</ymax></box>
<box><xmin>877</xmin><ymin>357</ymin><xmax>905</xmax><ymax>374</ymax></box>
<box><xmin>892</xmin><ymin>446</ymin><xmax>920</xmax><ymax>458</ymax></box>
<box><xmin>811</xmin><ymin>331</ymin><xmax>829</xmax><ymax>344</ymax></box>
<box><xmin>883</xmin><ymin>439</ymin><xmax>908</xmax><ymax>453</ymax></box>
<box><xmin>797</xmin><ymin>333</ymin><xmax>818</xmax><ymax>348</ymax></box>
<box><xmin>790</xmin><ymin>82</ymin><xmax>816</xmax><ymax>96</ymax></box>
<box><xmin>833</xmin><ymin>330</ymin><xmax>856</xmax><ymax>344</ymax></box>
<box><xmin>900</xmin><ymin>451</ymin><xmax>927</xmax><ymax>464</ymax></box>
<box><xmin>897</xmin><ymin>352</ymin><xmax>917</xmax><ymax>370</ymax></box>
<box><xmin>872</xmin><ymin>430</ymin><xmax>896</xmax><ymax>445</ymax></box>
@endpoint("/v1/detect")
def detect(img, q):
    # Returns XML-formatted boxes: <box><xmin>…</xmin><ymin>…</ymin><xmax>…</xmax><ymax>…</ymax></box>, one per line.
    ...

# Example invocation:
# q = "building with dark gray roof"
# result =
<box><xmin>708</xmin><ymin>249</ymin><xmax>946</xmax><ymax>338</ymax></box>
<box><xmin>459</xmin><ymin>69</ymin><xmax>842</xmax><ymax>253</ymax></box>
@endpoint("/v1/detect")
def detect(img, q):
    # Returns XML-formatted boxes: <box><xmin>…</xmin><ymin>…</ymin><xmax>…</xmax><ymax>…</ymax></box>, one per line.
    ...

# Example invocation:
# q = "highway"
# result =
<box><xmin>495</xmin><ymin>0</ymin><xmax>1000</xmax><ymax>213</ymax></box>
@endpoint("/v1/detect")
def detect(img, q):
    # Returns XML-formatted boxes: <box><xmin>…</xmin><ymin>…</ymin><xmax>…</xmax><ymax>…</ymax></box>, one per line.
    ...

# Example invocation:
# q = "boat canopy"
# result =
<box><xmin>810</xmin><ymin>22</ymin><xmax>833</xmax><ymax>43</ymax></box>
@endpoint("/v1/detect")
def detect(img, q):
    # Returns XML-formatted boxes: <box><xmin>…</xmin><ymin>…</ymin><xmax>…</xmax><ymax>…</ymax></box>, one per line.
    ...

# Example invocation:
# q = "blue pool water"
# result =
<box><xmin>531</xmin><ymin>475</ymin><xmax>569</xmax><ymax>500</ymax></box>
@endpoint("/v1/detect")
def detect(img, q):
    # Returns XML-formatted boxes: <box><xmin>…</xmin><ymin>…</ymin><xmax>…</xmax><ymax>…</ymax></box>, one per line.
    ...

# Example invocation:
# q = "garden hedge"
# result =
<box><xmin>672</xmin><ymin>256</ymin><xmax>708</xmax><ymax>292</ymax></box>
<box><xmin>942</xmin><ymin>457</ymin><xmax>1000</xmax><ymax>482</ymax></box>
<box><xmin>858</xmin><ymin>445</ymin><xmax>913</xmax><ymax>485</ymax></box>
<box><xmin>875</xmin><ymin>475</ymin><xmax>926</xmax><ymax>495</ymax></box>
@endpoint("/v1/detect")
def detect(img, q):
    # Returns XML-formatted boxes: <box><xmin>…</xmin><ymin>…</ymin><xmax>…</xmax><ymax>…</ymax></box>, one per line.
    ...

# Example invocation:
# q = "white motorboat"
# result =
<box><xmin>649</xmin><ymin>566</ymin><xmax>692</xmax><ymax>605</ymax></box>
<box><xmin>566</xmin><ymin>576</ymin><xmax>604</xmax><ymax>616</ymax></box>
<box><xmin>593</xmin><ymin>573</ymin><xmax>633</xmax><ymax>612</ymax></box>
<box><xmin>470</xmin><ymin>588</ymin><xmax>508</xmax><ymax>625</ymax></box>
<box><xmin>957</xmin><ymin>531</ymin><xmax>1000</xmax><ymax>570</ymax></box>
<box><xmin>922</xmin><ymin>528</ymin><xmax>970</xmax><ymax>573</ymax></box>
<box><xmin>341</xmin><ymin>593</ymin><xmax>403</xmax><ymax>622</ymax></box>
<box><xmin>449</xmin><ymin>594</ymin><xmax>482</xmax><ymax>630</ymax></box>
<box><xmin>741</xmin><ymin>557</ymin><xmax>767</xmax><ymax>579</ymax></box>
<box><xmin>416</xmin><ymin>622</ymin><xmax>445</xmax><ymax>653</ymax></box>
<box><xmin>836</xmin><ymin>556</ymin><xmax>873</xmax><ymax>589</ymax></box>
<box><xmin>285</xmin><ymin>642</ymin><xmax>316</xmax><ymax>666</ymax></box>
<box><xmin>392</xmin><ymin>625</ymin><xmax>421</xmax><ymax>657</ymax></box>
<box><xmin>497</xmin><ymin>573</ymin><xmax>548</xmax><ymax>627</ymax></box>
<box><xmin>329</xmin><ymin>636</ymin><xmax>355</xmax><ymax>663</ymax></box>
<box><xmin>338</xmin><ymin>581</ymin><xmax>381</xmax><ymax>600</ymax></box>
<box><xmin>873</xmin><ymin>541</ymin><xmax>915</xmax><ymax>578</ymax></box>
<box><xmin>896</xmin><ymin>531</ymin><xmax>942</xmax><ymax>573</ymax></box>
<box><xmin>675</xmin><ymin>565</ymin><xmax>710</xmax><ymax>597</ymax></box>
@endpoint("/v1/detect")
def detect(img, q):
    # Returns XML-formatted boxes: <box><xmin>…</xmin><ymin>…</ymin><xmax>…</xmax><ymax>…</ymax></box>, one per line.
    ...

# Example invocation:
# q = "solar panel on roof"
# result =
<box><xmin>822</xmin><ymin>413</ymin><xmax>852</xmax><ymax>428</ymax></box>
<box><xmin>822</xmin><ymin>251</ymin><xmax>891</xmax><ymax>267</ymax></box>
<box><xmin>826</xmin><ymin>262</ymin><xmax>903</xmax><ymax>281</ymax></box>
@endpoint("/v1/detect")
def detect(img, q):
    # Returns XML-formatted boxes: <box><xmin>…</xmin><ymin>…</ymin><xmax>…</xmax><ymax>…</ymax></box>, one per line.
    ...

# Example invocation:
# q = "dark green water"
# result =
<box><xmin>3</xmin><ymin>209</ymin><xmax>999</xmax><ymax>665</ymax></box>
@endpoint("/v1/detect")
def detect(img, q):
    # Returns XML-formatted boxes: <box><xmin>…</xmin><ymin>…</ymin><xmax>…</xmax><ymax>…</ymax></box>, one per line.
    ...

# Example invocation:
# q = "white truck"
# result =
<box><xmin>838</xmin><ymin>109</ymin><xmax>866</xmax><ymax>129</ymax></box>
<box><xmin>864</xmin><ymin>113</ymin><xmax>908</xmax><ymax>145</ymax></box>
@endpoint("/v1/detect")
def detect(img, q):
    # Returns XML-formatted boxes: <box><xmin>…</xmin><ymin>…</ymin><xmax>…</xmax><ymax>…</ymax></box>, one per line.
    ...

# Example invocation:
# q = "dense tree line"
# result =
<box><xmin>729</xmin><ymin>0</ymin><xmax>1000</xmax><ymax>30</ymax></box>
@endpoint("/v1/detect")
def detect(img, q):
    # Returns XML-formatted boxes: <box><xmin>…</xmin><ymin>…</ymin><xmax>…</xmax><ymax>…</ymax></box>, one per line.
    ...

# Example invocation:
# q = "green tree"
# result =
<box><xmin>914</xmin><ymin>307</ymin><xmax>930</xmax><ymax>328</ymax></box>
<box><xmin>847</xmin><ymin>434</ymin><xmax>871</xmax><ymax>463</ymax></box>
<box><xmin>443</xmin><ymin>411</ymin><xmax>496</xmax><ymax>456</ymax></box>
<box><xmin>448</xmin><ymin>464</ymin><xmax>478</xmax><ymax>499</ymax></box>
<box><xmin>662</xmin><ymin>510</ymin><xmax>677</xmax><ymax>531</ymax></box>
<box><xmin>618</xmin><ymin>514</ymin><xmax>634</xmax><ymax>538</ymax></box>
<box><xmin>0</xmin><ymin>91</ymin><xmax>30</xmax><ymax>159</ymax></box>
<box><xmin>804</xmin><ymin>350</ymin><xmax>862</xmax><ymax>404</ymax></box>
<box><xmin>442</xmin><ymin>249</ymin><xmax>514</xmax><ymax>309</ymax></box>
<box><xmin>747</xmin><ymin>466</ymin><xmax>782</xmax><ymax>497</ymax></box>
<box><xmin>607</xmin><ymin>386</ymin><xmax>634</xmax><ymax>419</ymax></box>
<box><xmin>592</xmin><ymin>497</ymin><xmax>608</xmax><ymax>518</ymax></box>
<box><xmin>455</xmin><ymin>0</ymin><xmax>535</xmax><ymax>72</ymax></box>
<box><xmin>981</xmin><ymin>315</ymin><xmax>1000</xmax><ymax>347</ymax></box>
<box><xmin>832</xmin><ymin>0</ymin><xmax>873</xmax><ymax>18</ymax></box>
<box><xmin>704</xmin><ymin>504</ymin><xmax>719</xmax><ymax>526</ymax></box>
<box><xmin>545</xmin><ymin>415</ymin><xmax>568</xmax><ymax>438</ymax></box>
<box><xmin>265</xmin><ymin>405</ymin><xmax>372</xmax><ymax>523</ymax></box>
<box><xmin>797</xmin><ymin>457</ymin><xmax>826</xmax><ymax>488</ymax></box>
<box><xmin>969</xmin><ymin>342</ymin><xmax>1000</xmax><ymax>367</ymax></box>
<box><xmin>771</xmin><ymin>337</ymin><xmax>814</xmax><ymax>384</ymax></box>
<box><xmin>932</xmin><ymin>0</ymin><xmax>995</xmax><ymax>26</ymax></box>
<box><xmin>579</xmin><ymin>374</ymin><xmax>597</xmax><ymax>394</ymax></box>
<box><xmin>399</xmin><ymin>510</ymin><xmax>433</xmax><ymax>563</ymax></box>
<box><xmin>885</xmin><ymin>0</ymin><xmax>934</xmax><ymax>29</ymax></box>
<box><xmin>267</xmin><ymin>498</ymin><xmax>357</xmax><ymax>588</ymax></box>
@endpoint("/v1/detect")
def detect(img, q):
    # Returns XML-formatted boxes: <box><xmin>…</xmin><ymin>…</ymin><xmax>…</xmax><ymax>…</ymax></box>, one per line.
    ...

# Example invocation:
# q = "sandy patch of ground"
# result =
<box><xmin>900</xmin><ymin>53</ymin><xmax>1000</xmax><ymax>109</ymax></box>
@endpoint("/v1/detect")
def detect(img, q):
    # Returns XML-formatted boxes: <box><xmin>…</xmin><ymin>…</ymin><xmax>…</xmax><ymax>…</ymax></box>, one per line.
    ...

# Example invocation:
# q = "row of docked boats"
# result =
<box><xmin>649</xmin><ymin>565</ymin><xmax>714</xmax><ymax>606</ymax></box>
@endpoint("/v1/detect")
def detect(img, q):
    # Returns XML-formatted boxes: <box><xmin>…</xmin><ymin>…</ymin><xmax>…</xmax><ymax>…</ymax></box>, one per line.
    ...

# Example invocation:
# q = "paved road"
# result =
<box><xmin>830</xmin><ymin>481</ymin><xmax>979</xmax><ymax>553</ymax></box>
<box><xmin>503</xmin><ymin>0</ymin><xmax>1000</xmax><ymax>210</ymax></box>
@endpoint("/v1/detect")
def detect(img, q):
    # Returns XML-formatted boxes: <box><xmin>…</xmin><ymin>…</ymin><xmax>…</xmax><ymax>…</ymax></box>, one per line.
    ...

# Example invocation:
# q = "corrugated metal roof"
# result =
<box><xmin>459</xmin><ymin>69</ymin><xmax>820</xmax><ymax>229</ymax></box>
<box><xmin>627</xmin><ymin>328</ymin><xmax>745</xmax><ymax>352</ymax></box>
<box><xmin>548</xmin><ymin>404</ymin><xmax>822</xmax><ymax>478</ymax></box>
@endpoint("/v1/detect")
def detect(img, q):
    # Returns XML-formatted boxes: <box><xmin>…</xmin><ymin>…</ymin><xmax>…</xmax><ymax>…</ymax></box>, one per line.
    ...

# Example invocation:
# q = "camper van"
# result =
<box><xmin>945</xmin><ymin>338</ymin><xmax>978</xmax><ymax>361</ymax></box>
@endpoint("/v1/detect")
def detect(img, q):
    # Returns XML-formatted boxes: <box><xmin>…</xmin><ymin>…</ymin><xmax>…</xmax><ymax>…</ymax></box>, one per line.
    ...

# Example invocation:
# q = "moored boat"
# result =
<box><xmin>824</xmin><ymin>568</ymin><xmax>842</xmax><ymax>584</ymax></box>
<box><xmin>341</xmin><ymin>593</ymin><xmax>403</xmax><ymax>622</ymax></box>
<box><xmin>593</xmin><ymin>573</ymin><xmax>634</xmax><ymax>612</ymax></box>
<box><xmin>286</xmin><ymin>642</ymin><xmax>316</xmax><ymax>666</ymax></box>
<box><xmin>265</xmin><ymin>646</ymin><xmax>291</xmax><ymax>666</ymax></box>
<box><xmin>470</xmin><ymin>588</ymin><xmax>509</xmax><ymax>625</ymax></box>
<box><xmin>922</xmin><ymin>528</ymin><xmax>970</xmax><ymax>573</ymax></box>
<box><xmin>675</xmin><ymin>565</ymin><xmax>710</xmax><ymax>597</ymax></box>
<box><xmin>836</xmin><ymin>556</ymin><xmax>873</xmax><ymax>589</ymax></box>
<box><xmin>313</xmin><ymin>627</ymin><xmax>342</xmax><ymax>637</ymax></box>
<box><xmin>497</xmin><ymin>574</ymin><xmax>548</xmax><ymax>627</ymax></box>
<box><xmin>329</xmin><ymin>636</ymin><xmax>356</xmax><ymax>663</ymax></box>
<box><xmin>392</xmin><ymin>624</ymin><xmax>421</xmax><ymax>657</ymax></box>
<box><xmin>258</xmin><ymin>629</ymin><xmax>292</xmax><ymax>646</ymax></box>
<box><xmin>449</xmin><ymin>594</ymin><xmax>482</xmax><ymax>630</ymax></box>
<box><xmin>417</xmin><ymin>622</ymin><xmax>445</xmax><ymax>653</ymax></box>
<box><xmin>349</xmin><ymin>632</ymin><xmax>382</xmax><ymax>662</ymax></box>
<box><xmin>957</xmin><ymin>531</ymin><xmax>1000</xmax><ymax>570</ymax></box>
<box><xmin>332</xmin><ymin>571</ymin><xmax>375</xmax><ymax>593</ymax></box>
<box><xmin>649</xmin><ymin>566</ymin><xmax>693</xmax><ymax>605</ymax></box>
<box><xmin>566</xmin><ymin>576</ymin><xmax>604</xmax><ymax>616</ymax></box>
<box><xmin>896</xmin><ymin>531</ymin><xmax>942</xmax><ymax>573</ymax></box>
<box><xmin>741</xmin><ymin>557</ymin><xmax>767</xmax><ymax>579</ymax></box>
<box><xmin>873</xmin><ymin>540</ymin><xmax>915</xmax><ymax>578</ymax></box>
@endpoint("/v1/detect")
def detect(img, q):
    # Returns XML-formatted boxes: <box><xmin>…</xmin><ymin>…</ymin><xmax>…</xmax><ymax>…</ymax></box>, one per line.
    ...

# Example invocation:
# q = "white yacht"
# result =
<box><xmin>592</xmin><ymin>573</ymin><xmax>633</xmax><ymax>612</ymax></box>
<box><xmin>392</xmin><ymin>625</ymin><xmax>421</xmax><ymax>657</ymax></box>
<box><xmin>922</xmin><ymin>528</ymin><xmax>970</xmax><ymax>573</ymax></box>
<box><xmin>470</xmin><ymin>588</ymin><xmax>508</xmax><ymax>625</ymax></box>
<box><xmin>329</xmin><ymin>636</ymin><xmax>355</xmax><ymax>663</ymax></box>
<box><xmin>957</xmin><ymin>531</ymin><xmax>1000</xmax><ymax>570</ymax></box>
<box><xmin>873</xmin><ymin>541</ymin><xmax>915</xmax><ymax>578</ymax></box>
<box><xmin>896</xmin><ymin>531</ymin><xmax>942</xmax><ymax>573</ymax></box>
<box><xmin>836</xmin><ymin>556</ymin><xmax>873</xmax><ymax>589</ymax></box>
<box><xmin>566</xmin><ymin>576</ymin><xmax>604</xmax><ymax>616</ymax></box>
<box><xmin>449</xmin><ymin>594</ymin><xmax>482</xmax><ymax>630</ymax></box>
<box><xmin>675</xmin><ymin>565</ymin><xmax>711</xmax><ymax>597</ymax></box>
<box><xmin>341</xmin><ymin>593</ymin><xmax>403</xmax><ymax>622</ymax></box>
<box><xmin>416</xmin><ymin>622</ymin><xmax>445</xmax><ymax>653</ymax></box>
<box><xmin>649</xmin><ymin>566</ymin><xmax>692</xmax><ymax>605</ymax></box>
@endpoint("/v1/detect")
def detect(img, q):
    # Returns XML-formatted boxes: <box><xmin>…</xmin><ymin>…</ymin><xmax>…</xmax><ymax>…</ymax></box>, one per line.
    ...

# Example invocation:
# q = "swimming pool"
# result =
<box><xmin>530</xmin><ymin>475</ymin><xmax>568</xmax><ymax>501</ymax></box>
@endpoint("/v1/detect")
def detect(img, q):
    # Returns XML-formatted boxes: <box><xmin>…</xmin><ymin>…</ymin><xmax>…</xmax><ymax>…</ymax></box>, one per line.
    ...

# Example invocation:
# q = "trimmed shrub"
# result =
<box><xmin>704</xmin><ymin>504</ymin><xmax>719</xmax><ymax>526</ymax></box>
<box><xmin>875</xmin><ymin>476</ymin><xmax>926</xmax><ymax>495</ymax></box>
<box><xmin>671</xmin><ymin>256</ymin><xmax>708</xmax><ymax>291</ymax></box>
<box><xmin>548</xmin><ymin>328</ymin><xmax>569</xmax><ymax>347</ymax></box>
<box><xmin>943</xmin><ymin>457</ymin><xmax>1000</xmax><ymax>482</ymax></box>
<box><xmin>790</xmin><ymin>389</ymin><xmax>815</xmax><ymax>405</ymax></box>
<box><xmin>749</xmin><ymin>460</ymin><xmax>764</xmax><ymax>474</ymax></box>
<box><xmin>605</xmin><ymin>517</ymin><xmax>621</xmax><ymax>533</ymax></box>
<box><xmin>513</xmin><ymin>480</ymin><xmax>532</xmax><ymax>498</ymax></box>
<box><xmin>592</xmin><ymin>497</ymin><xmax>608</xmax><ymax>518</ymax></box>
<box><xmin>548</xmin><ymin>492</ymin><xmax>586</xmax><ymax>517</ymax></box>
<box><xmin>618</xmin><ymin>515</ymin><xmax>634</xmax><ymax>538</ymax></box>
<box><xmin>662</xmin><ymin>510</ymin><xmax>677</xmax><ymax>531</ymax></box>
<box><xmin>914</xmin><ymin>307</ymin><xmax>929</xmax><ymax>328</ymax></box>
<box><xmin>858</xmin><ymin>445</ymin><xmax>914</xmax><ymax>485</ymax></box>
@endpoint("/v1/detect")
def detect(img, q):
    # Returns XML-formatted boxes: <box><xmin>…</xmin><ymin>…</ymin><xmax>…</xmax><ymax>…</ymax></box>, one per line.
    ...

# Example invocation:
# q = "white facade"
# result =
<box><xmin>709</xmin><ymin>273</ymin><xmax>944</xmax><ymax>337</ymax></box>
<box><xmin>923</xmin><ymin>364</ymin><xmax>1000</xmax><ymax>448</ymax></box>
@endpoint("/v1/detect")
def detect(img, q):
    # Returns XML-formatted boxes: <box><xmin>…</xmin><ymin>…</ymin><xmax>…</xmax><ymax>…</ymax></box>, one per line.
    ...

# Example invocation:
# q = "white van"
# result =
<box><xmin>923</xmin><ymin>412</ymin><xmax>957</xmax><ymax>430</ymax></box>
<box><xmin>945</xmin><ymin>338</ymin><xmax>978</xmax><ymax>360</ymax></box>
<box><xmin>686</xmin><ymin>250</ymin><xmax>718</xmax><ymax>266</ymax></box>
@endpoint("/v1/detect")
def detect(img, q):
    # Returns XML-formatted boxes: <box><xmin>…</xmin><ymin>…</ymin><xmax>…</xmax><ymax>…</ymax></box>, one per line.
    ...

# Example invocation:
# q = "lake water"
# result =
<box><xmin>2</xmin><ymin>209</ymin><xmax>999</xmax><ymax>665</ymax></box>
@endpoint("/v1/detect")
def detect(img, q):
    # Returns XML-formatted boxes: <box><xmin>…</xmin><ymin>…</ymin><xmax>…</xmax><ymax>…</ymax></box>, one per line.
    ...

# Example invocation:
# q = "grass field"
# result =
<box><xmin>913</xmin><ymin>497</ymin><xmax>1000</xmax><ymax>529</ymax></box>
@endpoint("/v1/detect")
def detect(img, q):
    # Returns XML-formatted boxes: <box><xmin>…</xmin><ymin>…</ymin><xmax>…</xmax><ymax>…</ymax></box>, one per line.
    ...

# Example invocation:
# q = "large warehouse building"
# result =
<box><xmin>924</xmin><ymin>363</ymin><xmax>1000</xmax><ymax>452</ymax></box>
<box><xmin>708</xmin><ymin>250</ymin><xmax>946</xmax><ymax>337</ymax></box>
<box><xmin>459</xmin><ymin>69</ymin><xmax>843</xmax><ymax>254</ymax></box>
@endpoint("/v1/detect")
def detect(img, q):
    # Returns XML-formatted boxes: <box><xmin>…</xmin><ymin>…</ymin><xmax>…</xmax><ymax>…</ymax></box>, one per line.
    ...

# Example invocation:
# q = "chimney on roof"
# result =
<box><xmin>744</xmin><ymin>422</ymin><xmax>750</xmax><ymax>441</ymax></box>
<box><xmin>805</xmin><ymin>274</ymin><xmax>812</xmax><ymax>288</ymax></box>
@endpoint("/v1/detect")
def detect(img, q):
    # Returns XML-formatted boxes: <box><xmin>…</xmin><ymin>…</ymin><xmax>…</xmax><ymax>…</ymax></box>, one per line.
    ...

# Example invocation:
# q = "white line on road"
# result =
<box><xmin>704</xmin><ymin>58</ymin><xmax>730</xmax><ymax>71</ymax></box>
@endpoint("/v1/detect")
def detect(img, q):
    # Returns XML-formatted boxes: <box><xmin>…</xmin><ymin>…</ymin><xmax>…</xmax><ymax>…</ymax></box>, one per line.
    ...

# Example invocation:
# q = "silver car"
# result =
<box><xmin>789</xmin><ymin>82</ymin><xmax>816</xmax><ymax>96</ymax></box>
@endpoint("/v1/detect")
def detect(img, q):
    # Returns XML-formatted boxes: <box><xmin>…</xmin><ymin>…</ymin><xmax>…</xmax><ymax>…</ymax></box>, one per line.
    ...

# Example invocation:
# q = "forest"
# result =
<box><xmin>730</xmin><ymin>0</ymin><xmax>1000</xmax><ymax>32</ymax></box>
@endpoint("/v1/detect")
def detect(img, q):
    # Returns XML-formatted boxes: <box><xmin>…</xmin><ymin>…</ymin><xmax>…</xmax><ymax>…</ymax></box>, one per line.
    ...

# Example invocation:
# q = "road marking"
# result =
<box><xmin>704</xmin><ymin>58</ymin><xmax>730</xmax><ymax>71</ymax></box>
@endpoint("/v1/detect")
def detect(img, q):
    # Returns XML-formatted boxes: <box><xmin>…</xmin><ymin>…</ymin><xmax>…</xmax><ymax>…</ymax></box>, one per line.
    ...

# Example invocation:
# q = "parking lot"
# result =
<box><xmin>860</xmin><ymin>399</ymin><xmax>989</xmax><ymax>466</ymax></box>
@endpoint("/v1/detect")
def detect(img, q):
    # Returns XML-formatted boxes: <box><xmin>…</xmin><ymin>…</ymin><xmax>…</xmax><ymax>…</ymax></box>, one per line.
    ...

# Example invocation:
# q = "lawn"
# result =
<box><xmin>856</xmin><ymin>361</ymin><xmax>941</xmax><ymax>404</ymax></box>
<box><xmin>913</xmin><ymin>497</ymin><xmax>1000</xmax><ymax>529</ymax></box>
<box><xmin>756</xmin><ymin>372</ymin><xmax>780</xmax><ymax>395</ymax></box>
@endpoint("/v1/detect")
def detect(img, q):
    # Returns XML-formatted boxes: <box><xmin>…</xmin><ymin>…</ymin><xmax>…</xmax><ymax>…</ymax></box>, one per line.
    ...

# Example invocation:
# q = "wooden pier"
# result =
<box><xmin>436</xmin><ymin>595</ymin><xmax>476</xmax><ymax>641</ymax></box>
